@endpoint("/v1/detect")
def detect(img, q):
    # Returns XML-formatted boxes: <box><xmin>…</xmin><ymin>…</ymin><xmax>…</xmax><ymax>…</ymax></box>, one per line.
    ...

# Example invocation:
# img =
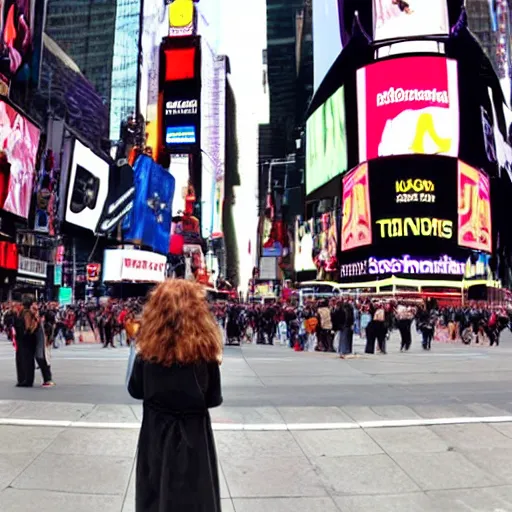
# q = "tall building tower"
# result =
<box><xmin>45</xmin><ymin>0</ymin><xmax>117</xmax><ymax>112</ymax></box>
<box><xmin>466</xmin><ymin>0</ymin><xmax>499</xmax><ymax>71</ymax></box>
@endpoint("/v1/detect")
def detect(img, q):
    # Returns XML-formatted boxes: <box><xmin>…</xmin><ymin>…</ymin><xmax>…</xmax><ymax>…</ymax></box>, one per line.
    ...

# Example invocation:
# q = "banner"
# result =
<box><xmin>294</xmin><ymin>217</ymin><xmax>316</xmax><ymax>272</ymax></box>
<box><xmin>373</xmin><ymin>0</ymin><xmax>449</xmax><ymax>42</ymax></box>
<box><xmin>122</xmin><ymin>155</ymin><xmax>175</xmax><ymax>255</ymax></box>
<box><xmin>341</xmin><ymin>164</ymin><xmax>372</xmax><ymax>252</ymax></box>
<box><xmin>103</xmin><ymin>249</ymin><xmax>167</xmax><ymax>282</ymax></box>
<box><xmin>457</xmin><ymin>161</ymin><xmax>492</xmax><ymax>253</ymax></box>
<box><xmin>357</xmin><ymin>56</ymin><xmax>459</xmax><ymax>162</ymax></box>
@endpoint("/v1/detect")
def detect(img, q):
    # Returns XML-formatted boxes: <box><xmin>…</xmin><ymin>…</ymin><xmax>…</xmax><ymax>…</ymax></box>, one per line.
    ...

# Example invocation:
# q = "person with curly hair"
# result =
<box><xmin>128</xmin><ymin>279</ymin><xmax>223</xmax><ymax>512</ymax></box>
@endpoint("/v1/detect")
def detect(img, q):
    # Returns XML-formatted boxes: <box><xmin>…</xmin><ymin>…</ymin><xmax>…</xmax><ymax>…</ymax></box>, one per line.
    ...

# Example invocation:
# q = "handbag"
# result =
<box><xmin>35</xmin><ymin>326</ymin><xmax>46</xmax><ymax>361</ymax></box>
<box><xmin>125</xmin><ymin>343</ymin><xmax>137</xmax><ymax>388</ymax></box>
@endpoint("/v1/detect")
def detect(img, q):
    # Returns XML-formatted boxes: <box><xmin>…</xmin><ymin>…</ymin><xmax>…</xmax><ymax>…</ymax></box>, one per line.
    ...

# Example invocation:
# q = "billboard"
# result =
<box><xmin>169</xmin><ymin>0</ymin><xmax>196</xmax><ymax>37</ymax></box>
<box><xmin>294</xmin><ymin>217</ymin><xmax>316</xmax><ymax>272</ymax></box>
<box><xmin>201</xmin><ymin>40</ymin><xmax>226</xmax><ymax>239</ymax></box>
<box><xmin>357</xmin><ymin>56</ymin><xmax>459</xmax><ymax>162</ymax></box>
<box><xmin>0</xmin><ymin>100</ymin><xmax>40</xmax><ymax>218</ymax></box>
<box><xmin>103</xmin><ymin>249</ymin><xmax>167</xmax><ymax>282</ymax></box>
<box><xmin>170</xmin><ymin>154</ymin><xmax>189</xmax><ymax>216</ymax></box>
<box><xmin>341</xmin><ymin>163</ymin><xmax>372</xmax><ymax>252</ymax></box>
<box><xmin>457</xmin><ymin>161</ymin><xmax>492</xmax><ymax>253</ymax></box>
<box><xmin>373</xmin><ymin>0</ymin><xmax>449</xmax><ymax>42</ymax></box>
<box><xmin>306</xmin><ymin>85</ymin><xmax>347</xmax><ymax>195</ymax></box>
<box><xmin>312</xmin><ymin>0</ymin><xmax>343</xmax><ymax>92</ymax></box>
<box><xmin>65</xmin><ymin>140</ymin><xmax>110</xmax><ymax>232</ymax></box>
<box><xmin>368</xmin><ymin>156</ymin><xmax>458</xmax><ymax>255</ymax></box>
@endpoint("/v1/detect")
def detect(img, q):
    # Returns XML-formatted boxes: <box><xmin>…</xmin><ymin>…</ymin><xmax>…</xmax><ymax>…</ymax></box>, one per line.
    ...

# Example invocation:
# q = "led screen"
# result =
<box><xmin>0</xmin><ymin>101</ymin><xmax>40</xmax><ymax>218</ymax></box>
<box><xmin>294</xmin><ymin>217</ymin><xmax>316</xmax><ymax>272</ymax></box>
<box><xmin>201</xmin><ymin>42</ymin><xmax>226</xmax><ymax>239</ymax></box>
<box><xmin>65</xmin><ymin>140</ymin><xmax>110</xmax><ymax>232</ymax></box>
<box><xmin>166</xmin><ymin>126</ymin><xmax>196</xmax><ymax>145</ymax></box>
<box><xmin>368</xmin><ymin>156</ymin><xmax>458</xmax><ymax>256</ymax></box>
<box><xmin>341</xmin><ymin>163</ymin><xmax>372</xmax><ymax>252</ymax></box>
<box><xmin>306</xmin><ymin>86</ymin><xmax>348</xmax><ymax>195</ymax></box>
<box><xmin>458</xmin><ymin>161</ymin><xmax>492</xmax><ymax>253</ymax></box>
<box><xmin>357</xmin><ymin>56</ymin><xmax>459</xmax><ymax>162</ymax></box>
<box><xmin>165</xmin><ymin>47</ymin><xmax>196</xmax><ymax>81</ymax></box>
<box><xmin>169</xmin><ymin>0</ymin><xmax>195</xmax><ymax>37</ymax></box>
<box><xmin>373</xmin><ymin>0</ymin><xmax>449</xmax><ymax>42</ymax></box>
<box><xmin>313</xmin><ymin>0</ymin><xmax>343</xmax><ymax>92</ymax></box>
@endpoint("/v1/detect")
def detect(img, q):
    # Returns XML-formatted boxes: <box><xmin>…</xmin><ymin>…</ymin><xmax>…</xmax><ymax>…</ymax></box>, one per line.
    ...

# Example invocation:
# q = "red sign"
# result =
<box><xmin>86</xmin><ymin>263</ymin><xmax>101</xmax><ymax>282</ymax></box>
<box><xmin>0</xmin><ymin>241</ymin><xmax>17</xmax><ymax>270</ymax></box>
<box><xmin>357</xmin><ymin>56</ymin><xmax>459</xmax><ymax>162</ymax></box>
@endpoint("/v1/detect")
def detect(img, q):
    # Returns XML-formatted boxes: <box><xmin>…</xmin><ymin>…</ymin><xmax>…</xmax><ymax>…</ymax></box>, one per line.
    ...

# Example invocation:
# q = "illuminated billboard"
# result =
<box><xmin>306</xmin><ymin>85</ymin><xmax>348</xmax><ymax>195</ymax></box>
<box><xmin>368</xmin><ymin>156</ymin><xmax>458</xmax><ymax>256</ymax></box>
<box><xmin>341</xmin><ymin>163</ymin><xmax>372</xmax><ymax>252</ymax></box>
<box><xmin>357</xmin><ymin>56</ymin><xmax>459</xmax><ymax>162</ymax></box>
<box><xmin>169</xmin><ymin>0</ymin><xmax>196</xmax><ymax>37</ymax></box>
<box><xmin>294</xmin><ymin>217</ymin><xmax>316</xmax><ymax>272</ymax></box>
<box><xmin>373</xmin><ymin>0</ymin><xmax>449</xmax><ymax>42</ymax></box>
<box><xmin>458</xmin><ymin>161</ymin><xmax>492</xmax><ymax>253</ymax></box>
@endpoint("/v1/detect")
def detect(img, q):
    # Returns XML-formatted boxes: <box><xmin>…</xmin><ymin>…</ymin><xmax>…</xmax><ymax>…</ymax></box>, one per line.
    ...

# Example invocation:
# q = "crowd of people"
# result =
<box><xmin>214</xmin><ymin>299</ymin><xmax>512</xmax><ymax>357</ymax></box>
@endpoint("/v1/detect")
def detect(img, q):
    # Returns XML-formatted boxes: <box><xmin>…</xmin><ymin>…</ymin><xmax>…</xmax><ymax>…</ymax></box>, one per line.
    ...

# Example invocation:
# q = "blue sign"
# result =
<box><xmin>122</xmin><ymin>155</ymin><xmax>176</xmax><ymax>255</ymax></box>
<box><xmin>166</xmin><ymin>126</ymin><xmax>196</xmax><ymax>145</ymax></box>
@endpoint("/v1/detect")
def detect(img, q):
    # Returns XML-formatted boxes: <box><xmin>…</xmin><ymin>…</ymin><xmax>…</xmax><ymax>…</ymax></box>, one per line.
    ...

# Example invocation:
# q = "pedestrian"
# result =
<box><xmin>14</xmin><ymin>297</ymin><xmax>39</xmax><ymax>387</ymax></box>
<box><xmin>128</xmin><ymin>279</ymin><xmax>223</xmax><ymax>512</ymax></box>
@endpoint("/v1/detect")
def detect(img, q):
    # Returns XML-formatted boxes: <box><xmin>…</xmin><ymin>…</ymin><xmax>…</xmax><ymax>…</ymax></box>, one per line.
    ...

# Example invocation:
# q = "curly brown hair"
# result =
<box><xmin>136</xmin><ymin>279</ymin><xmax>223</xmax><ymax>366</ymax></box>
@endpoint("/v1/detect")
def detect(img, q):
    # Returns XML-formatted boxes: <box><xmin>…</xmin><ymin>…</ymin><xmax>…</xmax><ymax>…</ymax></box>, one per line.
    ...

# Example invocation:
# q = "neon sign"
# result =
<box><xmin>368</xmin><ymin>255</ymin><xmax>465</xmax><ymax>275</ymax></box>
<box><xmin>340</xmin><ymin>260</ymin><xmax>368</xmax><ymax>277</ymax></box>
<box><xmin>376</xmin><ymin>217</ymin><xmax>453</xmax><ymax>239</ymax></box>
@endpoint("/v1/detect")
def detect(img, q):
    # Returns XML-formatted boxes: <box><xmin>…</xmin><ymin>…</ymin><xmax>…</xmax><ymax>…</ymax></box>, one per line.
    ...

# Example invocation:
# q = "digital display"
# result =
<box><xmin>0</xmin><ymin>100</ymin><xmax>40</xmax><ymax>218</ymax></box>
<box><xmin>164</xmin><ymin>47</ymin><xmax>196</xmax><ymax>81</ymax></box>
<box><xmin>166</xmin><ymin>126</ymin><xmax>196</xmax><ymax>145</ymax></box>
<box><xmin>294</xmin><ymin>217</ymin><xmax>316</xmax><ymax>272</ymax></box>
<box><xmin>341</xmin><ymin>163</ymin><xmax>372</xmax><ymax>252</ymax></box>
<box><xmin>169</xmin><ymin>0</ymin><xmax>195</xmax><ymax>37</ymax></box>
<box><xmin>368</xmin><ymin>156</ymin><xmax>458</xmax><ymax>254</ymax></box>
<box><xmin>312</xmin><ymin>0</ymin><xmax>343</xmax><ymax>92</ymax></box>
<box><xmin>357</xmin><ymin>56</ymin><xmax>459</xmax><ymax>162</ymax></box>
<box><xmin>373</xmin><ymin>0</ymin><xmax>449</xmax><ymax>42</ymax></box>
<box><xmin>306</xmin><ymin>86</ymin><xmax>348</xmax><ymax>195</ymax></box>
<box><xmin>458</xmin><ymin>161</ymin><xmax>492</xmax><ymax>253</ymax></box>
<box><xmin>65</xmin><ymin>140</ymin><xmax>110</xmax><ymax>232</ymax></box>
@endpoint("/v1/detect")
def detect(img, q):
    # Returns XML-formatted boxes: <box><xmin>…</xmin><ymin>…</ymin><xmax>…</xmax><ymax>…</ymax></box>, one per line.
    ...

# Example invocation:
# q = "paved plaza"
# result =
<box><xmin>2</xmin><ymin>332</ymin><xmax>512</xmax><ymax>511</ymax></box>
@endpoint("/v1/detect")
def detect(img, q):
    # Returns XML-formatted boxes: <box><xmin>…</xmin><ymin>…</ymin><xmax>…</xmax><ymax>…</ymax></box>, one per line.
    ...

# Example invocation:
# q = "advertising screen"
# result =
<box><xmin>65</xmin><ymin>140</ymin><xmax>110</xmax><ymax>232</ymax></box>
<box><xmin>369</xmin><ymin>156</ymin><xmax>458</xmax><ymax>255</ymax></box>
<box><xmin>357</xmin><ymin>56</ymin><xmax>459</xmax><ymax>162</ymax></box>
<box><xmin>201</xmin><ymin>41</ymin><xmax>226</xmax><ymax>239</ymax></box>
<box><xmin>169</xmin><ymin>0</ymin><xmax>196</xmax><ymax>37</ymax></box>
<box><xmin>170</xmin><ymin>155</ymin><xmax>189</xmax><ymax>216</ymax></box>
<box><xmin>0</xmin><ymin>101</ymin><xmax>40</xmax><ymax>218</ymax></box>
<box><xmin>312</xmin><ymin>0</ymin><xmax>343</xmax><ymax>92</ymax></box>
<box><xmin>306</xmin><ymin>86</ymin><xmax>348</xmax><ymax>195</ymax></box>
<box><xmin>294</xmin><ymin>217</ymin><xmax>316</xmax><ymax>272</ymax></box>
<box><xmin>341</xmin><ymin>163</ymin><xmax>372</xmax><ymax>252</ymax></box>
<box><xmin>373</xmin><ymin>0</ymin><xmax>449</xmax><ymax>42</ymax></box>
<box><xmin>103</xmin><ymin>249</ymin><xmax>167</xmax><ymax>282</ymax></box>
<box><xmin>458</xmin><ymin>161</ymin><xmax>492</xmax><ymax>253</ymax></box>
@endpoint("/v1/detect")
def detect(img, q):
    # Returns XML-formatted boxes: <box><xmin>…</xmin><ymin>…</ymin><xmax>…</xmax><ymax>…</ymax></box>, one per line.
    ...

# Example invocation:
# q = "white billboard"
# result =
<box><xmin>103</xmin><ymin>249</ymin><xmax>167</xmax><ymax>282</ymax></box>
<box><xmin>373</xmin><ymin>0</ymin><xmax>449</xmax><ymax>42</ymax></box>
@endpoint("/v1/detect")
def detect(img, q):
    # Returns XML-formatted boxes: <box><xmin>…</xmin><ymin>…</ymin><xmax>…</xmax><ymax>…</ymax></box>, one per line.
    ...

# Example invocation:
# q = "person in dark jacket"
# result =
<box><xmin>14</xmin><ymin>296</ymin><xmax>39</xmax><ymax>387</ymax></box>
<box><xmin>128</xmin><ymin>279</ymin><xmax>223</xmax><ymax>512</ymax></box>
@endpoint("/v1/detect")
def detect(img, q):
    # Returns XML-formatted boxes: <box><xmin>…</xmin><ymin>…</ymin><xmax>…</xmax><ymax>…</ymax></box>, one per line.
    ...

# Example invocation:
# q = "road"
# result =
<box><xmin>2</xmin><ymin>330</ymin><xmax>512</xmax><ymax>511</ymax></box>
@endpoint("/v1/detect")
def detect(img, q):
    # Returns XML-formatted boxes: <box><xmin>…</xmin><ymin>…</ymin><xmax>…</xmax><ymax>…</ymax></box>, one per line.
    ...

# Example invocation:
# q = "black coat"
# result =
<box><xmin>128</xmin><ymin>356</ymin><xmax>223</xmax><ymax>512</ymax></box>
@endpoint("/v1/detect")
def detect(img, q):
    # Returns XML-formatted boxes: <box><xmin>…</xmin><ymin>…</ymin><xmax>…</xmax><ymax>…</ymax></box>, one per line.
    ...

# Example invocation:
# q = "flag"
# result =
<box><xmin>123</xmin><ymin>155</ymin><xmax>176</xmax><ymax>254</ymax></box>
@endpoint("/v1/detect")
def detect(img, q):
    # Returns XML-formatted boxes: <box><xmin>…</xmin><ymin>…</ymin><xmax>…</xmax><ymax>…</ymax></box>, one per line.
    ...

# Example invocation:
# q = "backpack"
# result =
<box><xmin>373</xmin><ymin>308</ymin><xmax>385</xmax><ymax>322</ymax></box>
<box><xmin>489</xmin><ymin>312</ymin><xmax>497</xmax><ymax>327</ymax></box>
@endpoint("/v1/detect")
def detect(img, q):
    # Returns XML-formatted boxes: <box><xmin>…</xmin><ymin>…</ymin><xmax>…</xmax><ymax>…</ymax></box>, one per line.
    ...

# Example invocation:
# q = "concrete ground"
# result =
<box><xmin>2</xmin><ymin>330</ymin><xmax>512</xmax><ymax>511</ymax></box>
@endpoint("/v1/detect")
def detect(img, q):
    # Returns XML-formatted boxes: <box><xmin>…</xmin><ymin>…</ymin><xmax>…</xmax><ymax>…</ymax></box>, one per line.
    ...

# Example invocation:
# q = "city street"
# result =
<box><xmin>2</xmin><ymin>331</ymin><xmax>512</xmax><ymax>511</ymax></box>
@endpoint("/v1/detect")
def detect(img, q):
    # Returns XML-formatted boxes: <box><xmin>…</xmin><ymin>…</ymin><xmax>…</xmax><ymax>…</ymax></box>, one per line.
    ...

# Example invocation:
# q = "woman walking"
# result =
<box><xmin>128</xmin><ymin>279</ymin><xmax>223</xmax><ymax>512</ymax></box>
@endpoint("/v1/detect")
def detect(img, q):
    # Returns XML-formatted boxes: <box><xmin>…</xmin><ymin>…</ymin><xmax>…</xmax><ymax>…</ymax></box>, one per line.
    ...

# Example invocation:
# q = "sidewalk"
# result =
<box><xmin>2</xmin><ymin>401</ymin><xmax>512</xmax><ymax>511</ymax></box>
